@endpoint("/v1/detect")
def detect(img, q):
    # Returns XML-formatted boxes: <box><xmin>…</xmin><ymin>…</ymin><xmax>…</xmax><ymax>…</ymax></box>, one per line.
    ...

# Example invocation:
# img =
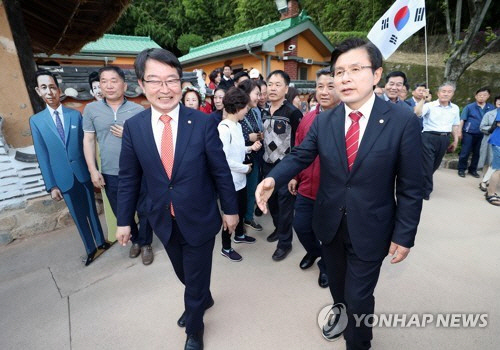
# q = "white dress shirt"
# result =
<box><xmin>218</xmin><ymin>119</ymin><xmax>250</xmax><ymax>191</ymax></box>
<box><xmin>421</xmin><ymin>100</ymin><xmax>460</xmax><ymax>132</ymax></box>
<box><xmin>151</xmin><ymin>104</ymin><xmax>180</xmax><ymax>157</ymax></box>
<box><xmin>47</xmin><ymin>104</ymin><xmax>64</xmax><ymax>130</ymax></box>
<box><xmin>344</xmin><ymin>93</ymin><xmax>376</xmax><ymax>144</ymax></box>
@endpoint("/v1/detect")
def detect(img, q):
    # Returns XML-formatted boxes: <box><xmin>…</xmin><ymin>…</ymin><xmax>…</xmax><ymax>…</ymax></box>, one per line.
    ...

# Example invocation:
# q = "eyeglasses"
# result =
<box><xmin>331</xmin><ymin>65</ymin><xmax>372</xmax><ymax>79</ymax></box>
<box><xmin>143</xmin><ymin>79</ymin><xmax>181</xmax><ymax>88</ymax></box>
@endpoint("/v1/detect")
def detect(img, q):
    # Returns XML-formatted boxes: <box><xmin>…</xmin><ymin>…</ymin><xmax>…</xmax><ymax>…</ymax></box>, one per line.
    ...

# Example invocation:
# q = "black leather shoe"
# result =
<box><xmin>299</xmin><ymin>253</ymin><xmax>318</xmax><ymax>270</ymax></box>
<box><xmin>469</xmin><ymin>171</ymin><xmax>480</xmax><ymax>178</ymax></box>
<box><xmin>318</xmin><ymin>272</ymin><xmax>329</xmax><ymax>288</ymax></box>
<box><xmin>178</xmin><ymin>297</ymin><xmax>215</xmax><ymax>327</ymax></box>
<box><xmin>266</xmin><ymin>230</ymin><xmax>278</xmax><ymax>242</ymax></box>
<box><xmin>458</xmin><ymin>170</ymin><xmax>466</xmax><ymax>177</ymax></box>
<box><xmin>98</xmin><ymin>242</ymin><xmax>111</xmax><ymax>250</ymax></box>
<box><xmin>272</xmin><ymin>246</ymin><xmax>292</xmax><ymax>261</ymax></box>
<box><xmin>184</xmin><ymin>331</ymin><xmax>203</xmax><ymax>350</ymax></box>
<box><xmin>84</xmin><ymin>249</ymin><xmax>97</xmax><ymax>266</ymax></box>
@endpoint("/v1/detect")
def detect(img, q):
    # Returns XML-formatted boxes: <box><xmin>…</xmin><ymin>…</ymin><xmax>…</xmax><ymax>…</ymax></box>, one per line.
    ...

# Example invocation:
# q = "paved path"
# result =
<box><xmin>0</xmin><ymin>168</ymin><xmax>498</xmax><ymax>350</ymax></box>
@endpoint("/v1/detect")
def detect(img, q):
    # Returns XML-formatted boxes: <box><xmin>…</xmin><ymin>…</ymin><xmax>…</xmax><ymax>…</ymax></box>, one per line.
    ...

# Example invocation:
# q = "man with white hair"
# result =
<box><xmin>416</xmin><ymin>82</ymin><xmax>461</xmax><ymax>200</ymax></box>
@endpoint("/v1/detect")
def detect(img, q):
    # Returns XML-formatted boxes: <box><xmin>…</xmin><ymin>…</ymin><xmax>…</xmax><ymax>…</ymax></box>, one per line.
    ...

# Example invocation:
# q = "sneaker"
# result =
<box><xmin>244</xmin><ymin>219</ymin><xmax>263</xmax><ymax>231</ymax></box>
<box><xmin>233</xmin><ymin>234</ymin><xmax>256</xmax><ymax>244</ymax></box>
<box><xmin>220</xmin><ymin>248</ymin><xmax>242</xmax><ymax>262</ymax></box>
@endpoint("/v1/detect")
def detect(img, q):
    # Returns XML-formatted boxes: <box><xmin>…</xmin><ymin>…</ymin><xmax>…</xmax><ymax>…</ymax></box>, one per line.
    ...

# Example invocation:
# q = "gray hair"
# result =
<box><xmin>438</xmin><ymin>81</ymin><xmax>456</xmax><ymax>91</ymax></box>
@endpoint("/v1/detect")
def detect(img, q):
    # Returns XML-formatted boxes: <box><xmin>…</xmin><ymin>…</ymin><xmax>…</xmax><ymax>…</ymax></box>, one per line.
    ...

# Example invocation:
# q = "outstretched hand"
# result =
<box><xmin>255</xmin><ymin>177</ymin><xmax>276</xmax><ymax>214</ymax></box>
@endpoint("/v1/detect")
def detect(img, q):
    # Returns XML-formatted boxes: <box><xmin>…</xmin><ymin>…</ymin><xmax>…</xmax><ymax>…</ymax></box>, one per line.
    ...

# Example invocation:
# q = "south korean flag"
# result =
<box><xmin>367</xmin><ymin>0</ymin><xmax>426</xmax><ymax>59</ymax></box>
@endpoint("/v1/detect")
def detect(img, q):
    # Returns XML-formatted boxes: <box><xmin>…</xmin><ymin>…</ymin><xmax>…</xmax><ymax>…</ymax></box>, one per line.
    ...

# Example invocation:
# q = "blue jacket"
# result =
<box><xmin>30</xmin><ymin>106</ymin><xmax>90</xmax><ymax>192</ymax></box>
<box><xmin>461</xmin><ymin>102</ymin><xmax>495</xmax><ymax>134</ymax></box>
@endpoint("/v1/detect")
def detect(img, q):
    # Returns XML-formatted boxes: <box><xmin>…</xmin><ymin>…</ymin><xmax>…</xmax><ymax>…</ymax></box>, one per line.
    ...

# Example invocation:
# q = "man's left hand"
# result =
<box><xmin>388</xmin><ymin>242</ymin><xmax>410</xmax><ymax>264</ymax></box>
<box><xmin>223</xmin><ymin>214</ymin><xmax>239</xmax><ymax>233</ymax></box>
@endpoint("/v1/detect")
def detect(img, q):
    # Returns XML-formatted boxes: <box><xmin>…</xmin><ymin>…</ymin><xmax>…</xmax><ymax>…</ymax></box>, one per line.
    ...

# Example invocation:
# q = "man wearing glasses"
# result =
<box><xmin>116</xmin><ymin>48</ymin><xmax>238</xmax><ymax>350</ymax></box>
<box><xmin>256</xmin><ymin>38</ymin><xmax>423</xmax><ymax>349</ymax></box>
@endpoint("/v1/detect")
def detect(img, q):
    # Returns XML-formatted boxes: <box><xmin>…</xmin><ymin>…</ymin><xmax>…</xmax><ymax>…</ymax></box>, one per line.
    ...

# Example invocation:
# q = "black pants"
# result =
<box><xmin>164</xmin><ymin>220</ymin><xmax>215</xmax><ymax>335</ymax></box>
<box><xmin>221</xmin><ymin>186</ymin><xmax>247</xmax><ymax>250</ymax></box>
<box><xmin>458</xmin><ymin>132</ymin><xmax>483</xmax><ymax>173</ymax></box>
<box><xmin>103</xmin><ymin>173</ymin><xmax>153</xmax><ymax>246</ymax></box>
<box><xmin>321</xmin><ymin>216</ymin><xmax>384</xmax><ymax>350</ymax></box>
<box><xmin>293</xmin><ymin>194</ymin><xmax>326</xmax><ymax>273</ymax></box>
<box><xmin>421</xmin><ymin>132</ymin><xmax>449</xmax><ymax>197</ymax></box>
<box><xmin>262</xmin><ymin>162</ymin><xmax>295</xmax><ymax>249</ymax></box>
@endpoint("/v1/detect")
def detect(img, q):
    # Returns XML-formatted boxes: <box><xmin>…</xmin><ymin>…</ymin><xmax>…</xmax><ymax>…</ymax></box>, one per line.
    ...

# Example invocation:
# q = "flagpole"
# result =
<box><xmin>424</xmin><ymin>23</ymin><xmax>429</xmax><ymax>88</ymax></box>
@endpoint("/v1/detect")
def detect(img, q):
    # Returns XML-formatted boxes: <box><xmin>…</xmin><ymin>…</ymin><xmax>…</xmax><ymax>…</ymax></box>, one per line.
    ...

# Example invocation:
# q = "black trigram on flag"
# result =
<box><xmin>414</xmin><ymin>7</ymin><xmax>425</xmax><ymax>22</ymax></box>
<box><xmin>381</xmin><ymin>17</ymin><xmax>389</xmax><ymax>30</ymax></box>
<box><xmin>389</xmin><ymin>35</ymin><xmax>398</xmax><ymax>45</ymax></box>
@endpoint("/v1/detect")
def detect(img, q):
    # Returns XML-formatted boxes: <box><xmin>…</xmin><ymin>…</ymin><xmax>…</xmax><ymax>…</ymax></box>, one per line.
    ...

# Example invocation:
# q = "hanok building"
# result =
<box><xmin>179</xmin><ymin>2</ymin><xmax>333</xmax><ymax>83</ymax></box>
<box><xmin>0</xmin><ymin>0</ymin><xmax>133</xmax><ymax>217</ymax></box>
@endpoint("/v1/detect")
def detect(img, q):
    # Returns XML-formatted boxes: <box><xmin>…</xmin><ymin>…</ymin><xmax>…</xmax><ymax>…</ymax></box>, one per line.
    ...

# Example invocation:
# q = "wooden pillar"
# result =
<box><xmin>1</xmin><ymin>0</ymin><xmax>43</xmax><ymax>147</ymax></box>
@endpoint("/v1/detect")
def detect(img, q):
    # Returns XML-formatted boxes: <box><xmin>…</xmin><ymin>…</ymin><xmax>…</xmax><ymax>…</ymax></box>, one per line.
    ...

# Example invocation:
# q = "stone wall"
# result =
<box><xmin>0</xmin><ymin>193</ymin><xmax>103</xmax><ymax>246</ymax></box>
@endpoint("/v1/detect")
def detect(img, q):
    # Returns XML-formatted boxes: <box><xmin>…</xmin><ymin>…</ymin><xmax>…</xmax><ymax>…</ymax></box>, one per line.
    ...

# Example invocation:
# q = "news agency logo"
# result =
<box><xmin>317</xmin><ymin>304</ymin><xmax>489</xmax><ymax>340</ymax></box>
<box><xmin>317</xmin><ymin>303</ymin><xmax>348</xmax><ymax>341</ymax></box>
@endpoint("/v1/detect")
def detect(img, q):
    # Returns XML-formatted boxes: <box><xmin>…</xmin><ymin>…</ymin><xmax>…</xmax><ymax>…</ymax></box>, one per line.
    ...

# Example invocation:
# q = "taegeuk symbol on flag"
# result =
<box><xmin>367</xmin><ymin>0</ymin><xmax>426</xmax><ymax>59</ymax></box>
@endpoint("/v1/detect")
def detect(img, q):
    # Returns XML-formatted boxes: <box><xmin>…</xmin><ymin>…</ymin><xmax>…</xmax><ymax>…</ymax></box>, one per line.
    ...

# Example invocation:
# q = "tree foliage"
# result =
<box><xmin>109</xmin><ymin>0</ymin><xmax>500</xmax><ymax>74</ymax></box>
<box><xmin>443</xmin><ymin>0</ymin><xmax>499</xmax><ymax>83</ymax></box>
<box><xmin>177</xmin><ymin>33</ymin><xmax>205</xmax><ymax>54</ymax></box>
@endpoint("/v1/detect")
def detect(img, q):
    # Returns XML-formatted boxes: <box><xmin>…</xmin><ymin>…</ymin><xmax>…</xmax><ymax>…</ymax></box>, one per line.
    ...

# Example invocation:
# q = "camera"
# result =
<box><xmin>288</xmin><ymin>44</ymin><xmax>296</xmax><ymax>51</ymax></box>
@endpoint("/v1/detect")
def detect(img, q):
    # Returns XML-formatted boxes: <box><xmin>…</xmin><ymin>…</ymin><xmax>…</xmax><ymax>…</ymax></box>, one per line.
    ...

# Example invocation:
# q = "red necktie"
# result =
<box><xmin>345</xmin><ymin>111</ymin><xmax>362</xmax><ymax>171</ymax></box>
<box><xmin>160</xmin><ymin>115</ymin><xmax>175</xmax><ymax>215</ymax></box>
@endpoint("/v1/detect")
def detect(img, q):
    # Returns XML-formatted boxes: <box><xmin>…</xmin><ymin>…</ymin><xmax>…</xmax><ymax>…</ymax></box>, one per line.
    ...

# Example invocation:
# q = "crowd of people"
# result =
<box><xmin>28</xmin><ymin>39</ymin><xmax>499</xmax><ymax>350</ymax></box>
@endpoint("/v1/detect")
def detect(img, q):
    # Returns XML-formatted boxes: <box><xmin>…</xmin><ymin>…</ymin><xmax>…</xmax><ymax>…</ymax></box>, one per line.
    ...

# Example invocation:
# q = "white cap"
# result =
<box><xmin>249</xmin><ymin>68</ymin><xmax>260</xmax><ymax>79</ymax></box>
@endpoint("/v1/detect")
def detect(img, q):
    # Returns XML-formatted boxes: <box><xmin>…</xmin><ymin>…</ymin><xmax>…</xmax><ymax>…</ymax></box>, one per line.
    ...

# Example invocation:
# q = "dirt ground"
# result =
<box><xmin>387</xmin><ymin>52</ymin><xmax>500</xmax><ymax>73</ymax></box>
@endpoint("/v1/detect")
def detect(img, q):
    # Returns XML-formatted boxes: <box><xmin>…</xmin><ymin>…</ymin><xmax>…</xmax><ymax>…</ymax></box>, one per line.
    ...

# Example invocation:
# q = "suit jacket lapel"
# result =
<box><xmin>171</xmin><ymin>105</ymin><xmax>194</xmax><ymax>180</ymax></box>
<box><xmin>331</xmin><ymin>104</ymin><xmax>349</xmax><ymax>175</ymax></box>
<box><xmin>141</xmin><ymin>109</ymin><xmax>167</xmax><ymax>178</ymax></box>
<box><xmin>349</xmin><ymin>97</ymin><xmax>391</xmax><ymax>175</ymax></box>
<box><xmin>62</xmin><ymin>106</ymin><xmax>71</xmax><ymax>144</ymax></box>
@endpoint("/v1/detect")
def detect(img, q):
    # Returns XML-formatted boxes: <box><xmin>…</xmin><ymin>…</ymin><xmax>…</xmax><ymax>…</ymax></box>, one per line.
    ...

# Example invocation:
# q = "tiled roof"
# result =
<box><xmin>80</xmin><ymin>34</ymin><xmax>162</xmax><ymax>55</ymax></box>
<box><xmin>0</xmin><ymin>119</ymin><xmax>45</xmax><ymax>208</ymax></box>
<box><xmin>38</xmin><ymin>66</ymin><xmax>198</xmax><ymax>101</ymax></box>
<box><xmin>180</xmin><ymin>13</ymin><xmax>322</xmax><ymax>63</ymax></box>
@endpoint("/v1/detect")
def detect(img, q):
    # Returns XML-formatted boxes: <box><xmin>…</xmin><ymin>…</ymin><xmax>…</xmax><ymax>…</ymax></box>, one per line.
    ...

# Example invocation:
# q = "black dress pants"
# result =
<box><xmin>262</xmin><ymin>161</ymin><xmax>295</xmax><ymax>249</ymax></box>
<box><xmin>164</xmin><ymin>219</ymin><xmax>215</xmax><ymax>335</ymax></box>
<box><xmin>321</xmin><ymin>216</ymin><xmax>384</xmax><ymax>350</ymax></box>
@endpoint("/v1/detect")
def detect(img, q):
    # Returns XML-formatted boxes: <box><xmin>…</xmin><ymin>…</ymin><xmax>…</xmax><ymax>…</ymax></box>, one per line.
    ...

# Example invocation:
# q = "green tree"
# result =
<box><xmin>233</xmin><ymin>0</ymin><xmax>279</xmax><ymax>34</ymax></box>
<box><xmin>443</xmin><ymin>0</ymin><xmax>499</xmax><ymax>83</ymax></box>
<box><xmin>177</xmin><ymin>33</ymin><xmax>205</xmax><ymax>54</ymax></box>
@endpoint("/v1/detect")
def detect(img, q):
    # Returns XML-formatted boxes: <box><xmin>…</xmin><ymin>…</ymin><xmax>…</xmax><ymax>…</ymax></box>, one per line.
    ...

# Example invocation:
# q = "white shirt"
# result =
<box><xmin>218</xmin><ymin>119</ymin><xmax>250</xmax><ymax>191</ymax></box>
<box><xmin>47</xmin><ymin>105</ymin><xmax>64</xmax><ymax>130</ymax></box>
<box><xmin>421</xmin><ymin>100</ymin><xmax>460</xmax><ymax>133</ymax></box>
<box><xmin>344</xmin><ymin>93</ymin><xmax>376</xmax><ymax>143</ymax></box>
<box><xmin>151</xmin><ymin>104</ymin><xmax>180</xmax><ymax>157</ymax></box>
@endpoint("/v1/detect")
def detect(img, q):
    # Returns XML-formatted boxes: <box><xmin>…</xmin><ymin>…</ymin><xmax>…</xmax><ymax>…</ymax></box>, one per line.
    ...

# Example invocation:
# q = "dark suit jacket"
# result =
<box><xmin>117</xmin><ymin>104</ymin><xmax>237</xmax><ymax>247</ymax></box>
<box><xmin>30</xmin><ymin>106</ymin><xmax>90</xmax><ymax>192</ymax></box>
<box><xmin>269</xmin><ymin>96</ymin><xmax>423</xmax><ymax>261</ymax></box>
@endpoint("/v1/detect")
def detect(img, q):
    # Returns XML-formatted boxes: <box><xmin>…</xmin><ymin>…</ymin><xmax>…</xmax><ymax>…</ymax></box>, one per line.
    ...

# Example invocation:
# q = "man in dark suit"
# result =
<box><xmin>256</xmin><ymin>38</ymin><xmax>423</xmax><ymax>349</ymax></box>
<box><xmin>115</xmin><ymin>48</ymin><xmax>238</xmax><ymax>350</ymax></box>
<box><xmin>30</xmin><ymin>70</ymin><xmax>109</xmax><ymax>266</ymax></box>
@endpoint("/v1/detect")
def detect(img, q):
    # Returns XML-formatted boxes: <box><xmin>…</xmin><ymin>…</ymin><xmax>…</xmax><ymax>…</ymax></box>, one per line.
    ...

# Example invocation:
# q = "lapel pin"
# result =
<box><xmin>379</xmin><ymin>119</ymin><xmax>384</xmax><ymax>124</ymax></box>
<box><xmin>188</xmin><ymin>120</ymin><xmax>192</xmax><ymax>124</ymax></box>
